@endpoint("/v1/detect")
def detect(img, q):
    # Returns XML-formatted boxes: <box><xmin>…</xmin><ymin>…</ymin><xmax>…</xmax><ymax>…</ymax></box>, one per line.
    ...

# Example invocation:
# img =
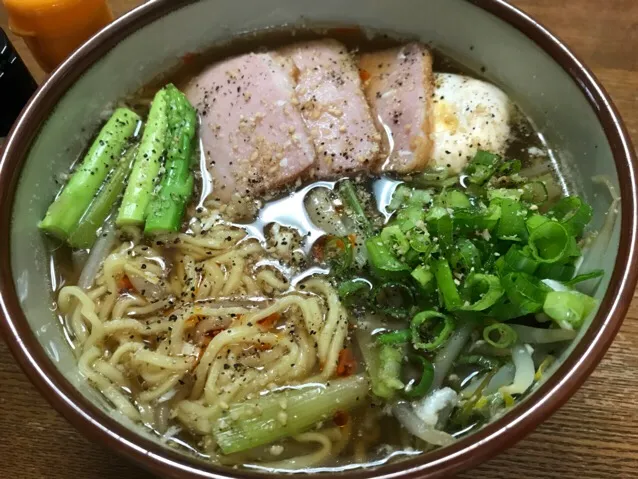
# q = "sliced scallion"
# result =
<box><xmin>565</xmin><ymin>269</ymin><xmax>604</xmax><ymax>286</ymax></box>
<box><xmin>465</xmin><ymin>150</ymin><xmax>501</xmax><ymax>185</ymax></box>
<box><xmin>338</xmin><ymin>279</ymin><xmax>372</xmax><ymax>308</ymax></box>
<box><xmin>373</xmin><ymin>282</ymin><xmax>415</xmax><ymax>318</ymax></box>
<box><xmin>550</xmin><ymin>196</ymin><xmax>593</xmax><ymax>237</ymax></box>
<box><xmin>403</xmin><ymin>354</ymin><xmax>434</xmax><ymax>399</ymax></box>
<box><xmin>411</xmin><ymin>310</ymin><xmax>455</xmax><ymax>351</ymax></box>
<box><xmin>461</xmin><ymin>274</ymin><xmax>504</xmax><ymax>311</ymax></box>
<box><xmin>528</xmin><ymin>221</ymin><xmax>570</xmax><ymax>264</ymax></box>
<box><xmin>376</xmin><ymin>329</ymin><xmax>412</xmax><ymax>345</ymax></box>
<box><xmin>381</xmin><ymin>224</ymin><xmax>410</xmax><ymax>256</ymax></box>
<box><xmin>495</xmin><ymin>198</ymin><xmax>528</xmax><ymax>241</ymax></box>
<box><xmin>432</xmin><ymin>258</ymin><xmax>461</xmax><ymax>310</ymax></box>
<box><xmin>483</xmin><ymin>323</ymin><xmax>518</xmax><ymax>348</ymax></box>
<box><xmin>543</xmin><ymin>290</ymin><xmax>597</xmax><ymax>330</ymax></box>
<box><xmin>501</xmin><ymin>272</ymin><xmax>550</xmax><ymax>315</ymax></box>
<box><xmin>366</xmin><ymin>237</ymin><xmax>410</xmax><ymax>279</ymax></box>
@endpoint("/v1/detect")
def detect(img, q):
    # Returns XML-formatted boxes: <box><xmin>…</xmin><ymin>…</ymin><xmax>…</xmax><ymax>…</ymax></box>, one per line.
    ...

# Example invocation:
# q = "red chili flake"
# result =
<box><xmin>117</xmin><ymin>275</ymin><xmax>135</xmax><ymax>294</ymax></box>
<box><xmin>258</xmin><ymin>312</ymin><xmax>281</xmax><ymax>329</ymax></box>
<box><xmin>336</xmin><ymin>348</ymin><xmax>357</xmax><ymax>377</ymax></box>
<box><xmin>333</xmin><ymin>410</ymin><xmax>349</xmax><ymax>427</ymax></box>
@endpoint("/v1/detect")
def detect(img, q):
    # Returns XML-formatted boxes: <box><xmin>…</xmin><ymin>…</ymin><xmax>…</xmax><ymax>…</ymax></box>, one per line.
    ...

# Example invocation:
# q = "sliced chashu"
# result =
<box><xmin>359</xmin><ymin>42</ymin><xmax>434</xmax><ymax>174</ymax></box>
<box><xmin>185</xmin><ymin>53</ymin><xmax>316</xmax><ymax>202</ymax></box>
<box><xmin>281</xmin><ymin>39</ymin><xmax>381</xmax><ymax>177</ymax></box>
<box><xmin>431</xmin><ymin>73</ymin><xmax>511</xmax><ymax>173</ymax></box>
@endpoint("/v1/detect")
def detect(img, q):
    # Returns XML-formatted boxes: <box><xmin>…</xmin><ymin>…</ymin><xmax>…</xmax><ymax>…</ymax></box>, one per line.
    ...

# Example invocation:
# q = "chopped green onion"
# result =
<box><xmin>495</xmin><ymin>198</ymin><xmax>528</xmax><ymax>241</ymax></box>
<box><xmin>391</xmin><ymin>186</ymin><xmax>433</xmax><ymax>211</ymax></box>
<box><xmin>316</xmin><ymin>235</ymin><xmax>353</xmax><ymax>273</ymax></box>
<box><xmin>464</xmin><ymin>150</ymin><xmax>501</xmax><ymax>184</ymax></box>
<box><xmin>338</xmin><ymin>279</ymin><xmax>372</xmax><ymax>308</ymax></box>
<box><xmin>413</xmin><ymin>167</ymin><xmax>457</xmax><ymax>188</ymax></box>
<box><xmin>441</xmin><ymin>189</ymin><xmax>471</xmax><ymax>209</ymax></box>
<box><xmin>403</xmin><ymin>248</ymin><xmax>422</xmax><ymax>268</ymax></box>
<box><xmin>550</xmin><ymin>196</ymin><xmax>593</xmax><ymax>237</ymax></box>
<box><xmin>483</xmin><ymin>323</ymin><xmax>518</xmax><ymax>348</ymax></box>
<box><xmin>487</xmin><ymin>188</ymin><xmax>523</xmax><ymax>202</ymax></box>
<box><xmin>501</xmin><ymin>272</ymin><xmax>550</xmax><ymax>315</ymax></box>
<box><xmin>500</xmin><ymin>245</ymin><xmax>538</xmax><ymax>275</ymax></box>
<box><xmin>366</xmin><ymin>236</ymin><xmax>410</xmax><ymax>279</ymax></box>
<box><xmin>432</xmin><ymin>258</ymin><xmax>462</xmax><ymax>310</ymax></box>
<box><xmin>425</xmin><ymin>205</ymin><xmax>447</xmax><ymax>222</ymax></box>
<box><xmin>403</xmin><ymin>354</ymin><xmax>434</xmax><ymax>399</ymax></box>
<box><xmin>565</xmin><ymin>269</ymin><xmax>604</xmax><ymax>286</ymax></box>
<box><xmin>453</xmin><ymin>204</ymin><xmax>501</xmax><ymax>232</ymax></box>
<box><xmin>450</xmin><ymin>239</ymin><xmax>482</xmax><ymax>272</ymax></box>
<box><xmin>528</xmin><ymin>221</ymin><xmax>570</xmax><ymax>264</ymax></box>
<box><xmin>411</xmin><ymin>310</ymin><xmax>455</xmax><ymax>351</ymax></box>
<box><xmin>381</xmin><ymin>224</ymin><xmax>410</xmax><ymax>256</ymax></box>
<box><xmin>488</xmin><ymin>297</ymin><xmax>525</xmax><ymax>321</ymax></box>
<box><xmin>543</xmin><ymin>290</ymin><xmax>597</xmax><ymax>330</ymax></box>
<box><xmin>411</xmin><ymin>265</ymin><xmax>434</xmax><ymax>290</ymax></box>
<box><xmin>389</xmin><ymin>185</ymin><xmax>412</xmax><ymax>211</ymax></box>
<box><xmin>536</xmin><ymin>262</ymin><xmax>576</xmax><ymax>281</ymax></box>
<box><xmin>526</xmin><ymin>214</ymin><xmax>549</xmax><ymax>232</ymax></box>
<box><xmin>521</xmin><ymin>181</ymin><xmax>548</xmax><ymax>204</ymax></box>
<box><xmin>408</xmin><ymin>228</ymin><xmax>433</xmax><ymax>254</ymax></box>
<box><xmin>396</xmin><ymin>205</ymin><xmax>425</xmax><ymax>232</ymax></box>
<box><xmin>373</xmin><ymin>282</ymin><xmax>415</xmax><ymax>318</ymax></box>
<box><xmin>431</xmin><ymin>214</ymin><xmax>453</xmax><ymax>252</ymax></box>
<box><xmin>498</xmin><ymin>159</ymin><xmax>522</xmax><ymax>176</ymax></box>
<box><xmin>409</xmin><ymin>189</ymin><xmax>433</xmax><ymax>207</ymax></box>
<box><xmin>461</xmin><ymin>274</ymin><xmax>504</xmax><ymax>311</ymax></box>
<box><xmin>376</xmin><ymin>329</ymin><xmax>412</xmax><ymax>345</ymax></box>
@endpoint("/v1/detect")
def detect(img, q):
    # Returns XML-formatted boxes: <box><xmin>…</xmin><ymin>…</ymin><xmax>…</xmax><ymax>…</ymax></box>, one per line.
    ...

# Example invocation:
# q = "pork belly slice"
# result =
<box><xmin>281</xmin><ymin>39</ymin><xmax>381</xmax><ymax>177</ymax></box>
<box><xmin>431</xmin><ymin>73</ymin><xmax>512</xmax><ymax>173</ymax></box>
<box><xmin>185</xmin><ymin>53</ymin><xmax>316</xmax><ymax>202</ymax></box>
<box><xmin>359</xmin><ymin>42</ymin><xmax>434</xmax><ymax>174</ymax></box>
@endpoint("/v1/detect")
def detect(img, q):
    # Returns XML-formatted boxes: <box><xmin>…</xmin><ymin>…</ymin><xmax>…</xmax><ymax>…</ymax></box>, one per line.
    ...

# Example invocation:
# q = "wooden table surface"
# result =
<box><xmin>1</xmin><ymin>0</ymin><xmax>637</xmax><ymax>477</ymax></box>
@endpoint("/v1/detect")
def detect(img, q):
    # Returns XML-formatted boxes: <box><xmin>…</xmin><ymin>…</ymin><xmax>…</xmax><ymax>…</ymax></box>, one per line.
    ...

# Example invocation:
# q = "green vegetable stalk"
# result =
<box><xmin>145</xmin><ymin>84</ymin><xmax>197</xmax><ymax>234</ymax></box>
<box><xmin>67</xmin><ymin>146</ymin><xmax>138</xmax><ymax>248</ymax></box>
<box><xmin>117</xmin><ymin>88</ymin><xmax>169</xmax><ymax>226</ymax></box>
<box><xmin>213</xmin><ymin>375</ymin><xmax>369</xmax><ymax>454</ymax></box>
<box><xmin>39</xmin><ymin>108</ymin><xmax>140</xmax><ymax>240</ymax></box>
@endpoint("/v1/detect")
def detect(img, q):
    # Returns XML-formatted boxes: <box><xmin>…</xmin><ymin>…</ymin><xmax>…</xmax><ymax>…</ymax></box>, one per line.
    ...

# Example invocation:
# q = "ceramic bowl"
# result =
<box><xmin>1</xmin><ymin>0</ymin><xmax>636</xmax><ymax>477</ymax></box>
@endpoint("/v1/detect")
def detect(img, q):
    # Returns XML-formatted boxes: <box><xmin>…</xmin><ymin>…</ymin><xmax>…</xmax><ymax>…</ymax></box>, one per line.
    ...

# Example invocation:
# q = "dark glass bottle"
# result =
<box><xmin>1</xmin><ymin>27</ymin><xmax>38</xmax><ymax>139</ymax></box>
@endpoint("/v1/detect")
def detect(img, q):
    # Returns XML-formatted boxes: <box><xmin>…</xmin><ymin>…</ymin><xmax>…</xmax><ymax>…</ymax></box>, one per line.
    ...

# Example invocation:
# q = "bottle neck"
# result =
<box><xmin>1</xmin><ymin>27</ymin><xmax>38</xmax><ymax>140</ymax></box>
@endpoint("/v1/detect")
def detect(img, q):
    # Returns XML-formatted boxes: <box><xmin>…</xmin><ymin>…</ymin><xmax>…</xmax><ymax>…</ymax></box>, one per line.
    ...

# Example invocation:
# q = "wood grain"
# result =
<box><xmin>1</xmin><ymin>1</ymin><xmax>637</xmax><ymax>478</ymax></box>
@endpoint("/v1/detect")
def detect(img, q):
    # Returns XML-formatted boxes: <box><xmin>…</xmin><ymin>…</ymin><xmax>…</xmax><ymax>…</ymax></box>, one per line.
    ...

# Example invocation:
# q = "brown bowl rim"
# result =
<box><xmin>1</xmin><ymin>0</ymin><xmax>637</xmax><ymax>477</ymax></box>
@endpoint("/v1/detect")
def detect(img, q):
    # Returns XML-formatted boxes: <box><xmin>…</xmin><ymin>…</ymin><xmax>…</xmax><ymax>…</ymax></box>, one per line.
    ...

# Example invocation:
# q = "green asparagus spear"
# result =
<box><xmin>38</xmin><ymin>108</ymin><xmax>140</xmax><ymax>240</ymax></box>
<box><xmin>213</xmin><ymin>375</ymin><xmax>369</xmax><ymax>454</ymax></box>
<box><xmin>116</xmin><ymin>89</ymin><xmax>169</xmax><ymax>226</ymax></box>
<box><xmin>144</xmin><ymin>84</ymin><xmax>197</xmax><ymax>234</ymax></box>
<box><xmin>67</xmin><ymin>146</ymin><xmax>138</xmax><ymax>248</ymax></box>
